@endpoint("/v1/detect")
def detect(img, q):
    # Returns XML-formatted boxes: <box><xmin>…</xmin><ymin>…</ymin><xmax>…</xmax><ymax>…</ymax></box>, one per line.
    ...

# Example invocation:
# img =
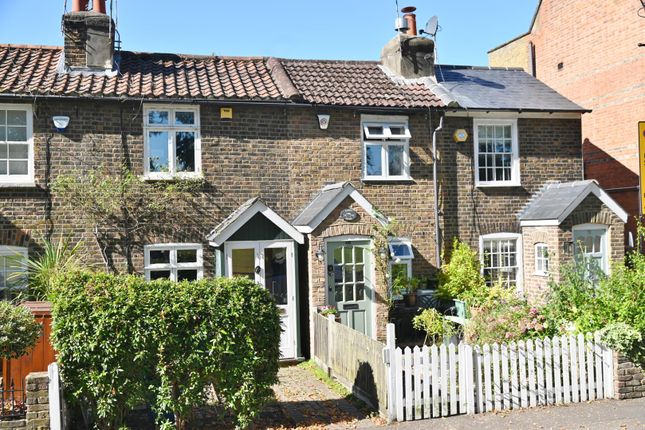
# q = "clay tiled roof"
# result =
<box><xmin>0</xmin><ymin>45</ymin><xmax>284</xmax><ymax>101</ymax></box>
<box><xmin>0</xmin><ymin>44</ymin><xmax>445</xmax><ymax>108</ymax></box>
<box><xmin>280</xmin><ymin>59</ymin><xmax>444</xmax><ymax>108</ymax></box>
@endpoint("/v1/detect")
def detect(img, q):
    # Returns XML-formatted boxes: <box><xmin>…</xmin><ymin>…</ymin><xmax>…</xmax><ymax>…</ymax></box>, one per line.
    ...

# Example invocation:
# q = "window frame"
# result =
<box><xmin>144</xmin><ymin>243</ymin><xmax>204</xmax><ymax>281</ymax></box>
<box><xmin>143</xmin><ymin>105</ymin><xmax>202</xmax><ymax>180</ymax></box>
<box><xmin>479</xmin><ymin>233</ymin><xmax>523</xmax><ymax>290</ymax></box>
<box><xmin>534</xmin><ymin>243</ymin><xmax>550</xmax><ymax>277</ymax></box>
<box><xmin>0</xmin><ymin>104</ymin><xmax>34</xmax><ymax>186</ymax></box>
<box><xmin>572</xmin><ymin>224</ymin><xmax>609</xmax><ymax>275</ymax></box>
<box><xmin>473</xmin><ymin>118</ymin><xmax>520</xmax><ymax>187</ymax></box>
<box><xmin>361</xmin><ymin>115</ymin><xmax>411</xmax><ymax>181</ymax></box>
<box><xmin>0</xmin><ymin>245</ymin><xmax>28</xmax><ymax>299</ymax></box>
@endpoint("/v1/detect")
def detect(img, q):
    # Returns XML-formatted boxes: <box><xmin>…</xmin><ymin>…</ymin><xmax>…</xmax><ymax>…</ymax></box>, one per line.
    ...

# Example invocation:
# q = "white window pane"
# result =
<box><xmin>8</xmin><ymin>144</ymin><xmax>28</xmax><ymax>159</ymax></box>
<box><xmin>388</xmin><ymin>145</ymin><xmax>404</xmax><ymax>176</ymax></box>
<box><xmin>148</xmin><ymin>110</ymin><xmax>169</xmax><ymax>125</ymax></box>
<box><xmin>149</xmin><ymin>249</ymin><xmax>170</xmax><ymax>264</ymax></box>
<box><xmin>175</xmin><ymin>111</ymin><xmax>195</xmax><ymax>125</ymax></box>
<box><xmin>0</xmin><ymin>126</ymin><xmax>5</xmax><ymax>141</ymax></box>
<box><xmin>8</xmin><ymin>160</ymin><xmax>28</xmax><ymax>175</ymax></box>
<box><xmin>0</xmin><ymin>143</ymin><xmax>6</xmax><ymax>158</ymax></box>
<box><xmin>175</xmin><ymin>132</ymin><xmax>195</xmax><ymax>172</ymax></box>
<box><xmin>149</xmin><ymin>270</ymin><xmax>171</xmax><ymax>280</ymax></box>
<box><xmin>7</xmin><ymin>110</ymin><xmax>26</xmax><ymax>126</ymax></box>
<box><xmin>366</xmin><ymin>144</ymin><xmax>382</xmax><ymax>176</ymax></box>
<box><xmin>0</xmin><ymin>160</ymin><xmax>6</xmax><ymax>175</ymax></box>
<box><xmin>0</xmin><ymin>111</ymin><xmax>5</xmax><ymax>125</ymax></box>
<box><xmin>177</xmin><ymin>249</ymin><xmax>197</xmax><ymax>263</ymax></box>
<box><xmin>148</xmin><ymin>131</ymin><xmax>169</xmax><ymax>172</ymax></box>
<box><xmin>7</xmin><ymin>127</ymin><xmax>26</xmax><ymax>142</ymax></box>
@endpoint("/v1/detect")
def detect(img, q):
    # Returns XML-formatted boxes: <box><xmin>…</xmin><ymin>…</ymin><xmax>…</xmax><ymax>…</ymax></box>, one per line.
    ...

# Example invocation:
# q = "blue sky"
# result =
<box><xmin>0</xmin><ymin>1</ymin><xmax>538</xmax><ymax>66</ymax></box>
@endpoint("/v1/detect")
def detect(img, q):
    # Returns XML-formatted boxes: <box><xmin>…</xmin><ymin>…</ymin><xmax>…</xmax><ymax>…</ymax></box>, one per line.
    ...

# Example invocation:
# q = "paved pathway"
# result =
<box><xmin>368</xmin><ymin>397</ymin><xmax>645</xmax><ymax>430</ymax></box>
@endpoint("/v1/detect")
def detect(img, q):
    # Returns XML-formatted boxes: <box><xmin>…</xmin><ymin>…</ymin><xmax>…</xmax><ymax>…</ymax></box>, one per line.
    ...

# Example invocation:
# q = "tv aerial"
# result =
<box><xmin>420</xmin><ymin>16</ymin><xmax>439</xmax><ymax>38</ymax></box>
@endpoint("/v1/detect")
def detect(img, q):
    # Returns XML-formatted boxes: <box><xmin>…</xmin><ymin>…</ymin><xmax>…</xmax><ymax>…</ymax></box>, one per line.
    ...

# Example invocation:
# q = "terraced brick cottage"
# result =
<box><xmin>0</xmin><ymin>3</ymin><xmax>627</xmax><ymax>359</ymax></box>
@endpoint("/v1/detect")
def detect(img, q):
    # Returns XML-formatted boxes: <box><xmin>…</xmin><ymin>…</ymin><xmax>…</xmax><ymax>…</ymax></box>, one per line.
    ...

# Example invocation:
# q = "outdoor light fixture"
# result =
<box><xmin>52</xmin><ymin>116</ymin><xmax>70</xmax><ymax>132</ymax></box>
<box><xmin>379</xmin><ymin>247</ymin><xmax>388</xmax><ymax>260</ymax></box>
<box><xmin>315</xmin><ymin>247</ymin><xmax>326</xmax><ymax>262</ymax></box>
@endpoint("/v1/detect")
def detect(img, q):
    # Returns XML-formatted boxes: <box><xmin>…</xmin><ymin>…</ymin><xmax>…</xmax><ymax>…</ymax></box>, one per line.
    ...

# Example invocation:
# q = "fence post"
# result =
<box><xmin>327</xmin><ymin>314</ymin><xmax>335</xmax><ymax>371</ymax></box>
<box><xmin>464</xmin><ymin>343</ymin><xmax>475</xmax><ymax>415</ymax></box>
<box><xmin>48</xmin><ymin>362</ymin><xmax>62</xmax><ymax>430</ymax></box>
<box><xmin>385</xmin><ymin>323</ymin><xmax>397</xmax><ymax>423</ymax></box>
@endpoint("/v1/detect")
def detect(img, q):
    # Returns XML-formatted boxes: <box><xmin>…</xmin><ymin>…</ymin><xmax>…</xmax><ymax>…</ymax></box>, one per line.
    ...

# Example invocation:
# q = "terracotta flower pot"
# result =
<box><xmin>403</xmin><ymin>293</ymin><xmax>417</xmax><ymax>307</ymax></box>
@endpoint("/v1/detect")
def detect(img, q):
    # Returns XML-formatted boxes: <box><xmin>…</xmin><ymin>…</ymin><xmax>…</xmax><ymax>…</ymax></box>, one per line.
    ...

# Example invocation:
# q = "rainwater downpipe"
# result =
<box><xmin>432</xmin><ymin>111</ymin><xmax>444</xmax><ymax>269</ymax></box>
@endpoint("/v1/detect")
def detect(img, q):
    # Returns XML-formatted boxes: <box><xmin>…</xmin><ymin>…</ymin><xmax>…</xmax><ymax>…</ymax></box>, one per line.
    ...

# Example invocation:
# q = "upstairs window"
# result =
<box><xmin>362</xmin><ymin>116</ymin><xmax>411</xmax><ymax>181</ymax></box>
<box><xmin>144</xmin><ymin>106</ymin><xmax>201</xmax><ymax>179</ymax></box>
<box><xmin>0</xmin><ymin>246</ymin><xmax>28</xmax><ymax>300</ymax></box>
<box><xmin>0</xmin><ymin>105</ymin><xmax>33</xmax><ymax>185</ymax></box>
<box><xmin>144</xmin><ymin>244</ymin><xmax>203</xmax><ymax>281</ymax></box>
<box><xmin>474</xmin><ymin>119</ymin><xmax>520</xmax><ymax>187</ymax></box>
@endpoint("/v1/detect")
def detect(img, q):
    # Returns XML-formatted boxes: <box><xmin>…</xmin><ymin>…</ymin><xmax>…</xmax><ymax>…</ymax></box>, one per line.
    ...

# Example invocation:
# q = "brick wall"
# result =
<box><xmin>488</xmin><ymin>0</ymin><xmax>644</xmax><ymax>245</ymax></box>
<box><xmin>0</xmin><ymin>372</ymin><xmax>50</xmax><ymax>430</ymax></box>
<box><xmin>521</xmin><ymin>226</ymin><xmax>560</xmax><ymax>303</ymax></box>
<box><xmin>614</xmin><ymin>353</ymin><xmax>645</xmax><ymax>400</ymax></box>
<box><xmin>488</xmin><ymin>34</ymin><xmax>531</xmax><ymax>71</ymax></box>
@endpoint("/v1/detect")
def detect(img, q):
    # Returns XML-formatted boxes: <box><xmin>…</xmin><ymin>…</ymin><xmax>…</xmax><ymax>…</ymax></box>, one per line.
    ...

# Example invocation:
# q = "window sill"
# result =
<box><xmin>534</xmin><ymin>272</ymin><xmax>549</xmax><ymax>277</ymax></box>
<box><xmin>476</xmin><ymin>182</ymin><xmax>522</xmax><ymax>188</ymax></box>
<box><xmin>362</xmin><ymin>177</ymin><xmax>415</xmax><ymax>185</ymax></box>
<box><xmin>0</xmin><ymin>181</ymin><xmax>38</xmax><ymax>188</ymax></box>
<box><xmin>141</xmin><ymin>174</ymin><xmax>203</xmax><ymax>182</ymax></box>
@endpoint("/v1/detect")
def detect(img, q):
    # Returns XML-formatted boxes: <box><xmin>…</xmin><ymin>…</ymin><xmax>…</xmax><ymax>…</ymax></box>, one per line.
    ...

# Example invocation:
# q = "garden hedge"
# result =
<box><xmin>49</xmin><ymin>272</ymin><xmax>281</xmax><ymax>429</ymax></box>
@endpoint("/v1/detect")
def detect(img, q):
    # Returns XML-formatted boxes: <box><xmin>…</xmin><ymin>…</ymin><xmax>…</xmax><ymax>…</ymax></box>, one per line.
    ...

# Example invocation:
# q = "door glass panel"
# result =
<box><xmin>265</xmin><ymin>247</ymin><xmax>288</xmax><ymax>305</ymax></box>
<box><xmin>232</xmin><ymin>248</ymin><xmax>255</xmax><ymax>280</ymax></box>
<box><xmin>356</xmin><ymin>282</ymin><xmax>365</xmax><ymax>301</ymax></box>
<box><xmin>333</xmin><ymin>247</ymin><xmax>342</xmax><ymax>264</ymax></box>
<box><xmin>345</xmin><ymin>283</ymin><xmax>354</xmax><ymax>302</ymax></box>
<box><xmin>355</xmin><ymin>248</ymin><xmax>364</xmax><ymax>264</ymax></box>
<box><xmin>355</xmin><ymin>264</ymin><xmax>364</xmax><ymax>283</ymax></box>
<box><xmin>334</xmin><ymin>265</ymin><xmax>343</xmax><ymax>283</ymax></box>
<box><xmin>344</xmin><ymin>246</ymin><xmax>352</xmax><ymax>264</ymax></box>
<box><xmin>335</xmin><ymin>284</ymin><xmax>343</xmax><ymax>303</ymax></box>
<box><xmin>344</xmin><ymin>265</ymin><xmax>353</xmax><ymax>283</ymax></box>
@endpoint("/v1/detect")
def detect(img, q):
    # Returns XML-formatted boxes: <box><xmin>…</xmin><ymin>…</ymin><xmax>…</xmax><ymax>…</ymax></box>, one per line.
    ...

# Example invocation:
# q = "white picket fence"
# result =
<box><xmin>384</xmin><ymin>325</ymin><xmax>615</xmax><ymax>422</ymax></box>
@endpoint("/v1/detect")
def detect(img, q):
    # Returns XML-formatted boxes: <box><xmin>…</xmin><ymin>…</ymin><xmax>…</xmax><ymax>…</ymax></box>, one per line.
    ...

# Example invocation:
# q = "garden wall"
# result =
<box><xmin>614</xmin><ymin>353</ymin><xmax>645</xmax><ymax>400</ymax></box>
<box><xmin>0</xmin><ymin>371</ymin><xmax>50</xmax><ymax>430</ymax></box>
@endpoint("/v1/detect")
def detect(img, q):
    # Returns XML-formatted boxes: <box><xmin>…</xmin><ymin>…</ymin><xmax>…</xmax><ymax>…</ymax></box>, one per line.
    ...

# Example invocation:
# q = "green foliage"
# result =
<box><xmin>436</xmin><ymin>239</ymin><xmax>486</xmax><ymax>301</ymax></box>
<box><xmin>392</xmin><ymin>273</ymin><xmax>424</xmax><ymax>296</ymax></box>
<box><xmin>464</xmin><ymin>303</ymin><xmax>551</xmax><ymax>345</ymax></box>
<box><xmin>0</xmin><ymin>301</ymin><xmax>42</xmax><ymax>360</ymax></box>
<box><xmin>412</xmin><ymin>308</ymin><xmax>455</xmax><ymax>345</ymax></box>
<box><xmin>597</xmin><ymin>322</ymin><xmax>643</xmax><ymax>362</ymax></box>
<box><xmin>12</xmin><ymin>235</ymin><xmax>82</xmax><ymax>301</ymax></box>
<box><xmin>460</xmin><ymin>281</ymin><xmax>521</xmax><ymax>309</ymax></box>
<box><xmin>50</xmin><ymin>272</ymin><xmax>281</xmax><ymax>429</ymax></box>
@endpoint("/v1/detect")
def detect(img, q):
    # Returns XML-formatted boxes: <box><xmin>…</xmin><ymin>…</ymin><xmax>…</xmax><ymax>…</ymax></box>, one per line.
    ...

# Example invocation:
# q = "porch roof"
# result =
<box><xmin>519</xmin><ymin>180</ymin><xmax>628</xmax><ymax>226</ymax></box>
<box><xmin>206</xmin><ymin>197</ymin><xmax>304</xmax><ymax>246</ymax></box>
<box><xmin>293</xmin><ymin>182</ymin><xmax>387</xmax><ymax>234</ymax></box>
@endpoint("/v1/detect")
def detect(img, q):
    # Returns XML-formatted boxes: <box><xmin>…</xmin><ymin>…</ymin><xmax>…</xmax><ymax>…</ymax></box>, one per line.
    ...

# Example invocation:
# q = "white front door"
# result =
<box><xmin>225</xmin><ymin>241</ymin><xmax>297</xmax><ymax>360</ymax></box>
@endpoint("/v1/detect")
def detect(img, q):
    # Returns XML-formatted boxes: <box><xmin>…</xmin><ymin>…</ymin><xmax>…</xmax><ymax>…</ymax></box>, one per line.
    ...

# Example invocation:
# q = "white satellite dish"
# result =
<box><xmin>421</xmin><ymin>16</ymin><xmax>439</xmax><ymax>37</ymax></box>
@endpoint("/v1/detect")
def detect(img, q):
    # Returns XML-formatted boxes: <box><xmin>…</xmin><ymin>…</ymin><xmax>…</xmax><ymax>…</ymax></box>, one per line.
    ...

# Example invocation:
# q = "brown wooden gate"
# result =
<box><xmin>2</xmin><ymin>302</ymin><xmax>55</xmax><ymax>392</ymax></box>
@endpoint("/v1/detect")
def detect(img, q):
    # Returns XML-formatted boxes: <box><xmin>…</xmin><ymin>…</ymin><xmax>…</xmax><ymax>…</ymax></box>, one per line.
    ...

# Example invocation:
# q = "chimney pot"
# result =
<box><xmin>93</xmin><ymin>0</ymin><xmax>106</xmax><ymax>14</ymax></box>
<box><xmin>72</xmin><ymin>0</ymin><xmax>88</xmax><ymax>12</ymax></box>
<box><xmin>401</xmin><ymin>6</ymin><xmax>417</xmax><ymax>36</ymax></box>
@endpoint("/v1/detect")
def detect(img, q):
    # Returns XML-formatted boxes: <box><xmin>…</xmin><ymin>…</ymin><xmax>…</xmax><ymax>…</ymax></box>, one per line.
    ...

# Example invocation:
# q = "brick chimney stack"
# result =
<box><xmin>63</xmin><ymin>0</ymin><xmax>115</xmax><ymax>70</ymax></box>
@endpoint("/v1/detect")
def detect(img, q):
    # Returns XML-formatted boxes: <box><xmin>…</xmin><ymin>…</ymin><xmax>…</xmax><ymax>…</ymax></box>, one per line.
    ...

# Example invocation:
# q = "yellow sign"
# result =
<box><xmin>640</xmin><ymin>121</ymin><xmax>645</xmax><ymax>215</ymax></box>
<box><xmin>220</xmin><ymin>107</ymin><xmax>233</xmax><ymax>119</ymax></box>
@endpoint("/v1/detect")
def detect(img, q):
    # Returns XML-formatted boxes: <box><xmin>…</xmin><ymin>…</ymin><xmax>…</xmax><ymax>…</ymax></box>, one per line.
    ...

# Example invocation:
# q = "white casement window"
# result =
<box><xmin>572</xmin><ymin>224</ymin><xmax>608</xmax><ymax>280</ymax></box>
<box><xmin>0</xmin><ymin>246</ymin><xmax>28</xmax><ymax>300</ymax></box>
<box><xmin>474</xmin><ymin>118</ymin><xmax>520</xmax><ymax>187</ymax></box>
<box><xmin>389</xmin><ymin>238</ymin><xmax>414</xmax><ymax>280</ymax></box>
<box><xmin>0</xmin><ymin>104</ymin><xmax>34</xmax><ymax>185</ymax></box>
<box><xmin>534</xmin><ymin>243</ymin><xmax>549</xmax><ymax>276</ymax></box>
<box><xmin>480</xmin><ymin>233</ymin><xmax>522</xmax><ymax>289</ymax></box>
<box><xmin>362</xmin><ymin>115</ymin><xmax>411</xmax><ymax>181</ymax></box>
<box><xmin>143</xmin><ymin>105</ymin><xmax>201</xmax><ymax>179</ymax></box>
<box><xmin>144</xmin><ymin>244</ymin><xmax>203</xmax><ymax>281</ymax></box>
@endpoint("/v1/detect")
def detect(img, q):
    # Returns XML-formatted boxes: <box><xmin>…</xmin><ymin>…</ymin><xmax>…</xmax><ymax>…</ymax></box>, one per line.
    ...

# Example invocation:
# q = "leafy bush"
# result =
<box><xmin>464</xmin><ymin>303</ymin><xmax>552</xmax><ymax>345</ymax></box>
<box><xmin>50</xmin><ymin>272</ymin><xmax>281</xmax><ymax>429</ymax></box>
<box><xmin>436</xmin><ymin>239</ymin><xmax>486</xmax><ymax>300</ymax></box>
<box><xmin>412</xmin><ymin>308</ymin><xmax>455</xmax><ymax>345</ymax></box>
<box><xmin>0</xmin><ymin>301</ymin><xmax>41</xmax><ymax>360</ymax></box>
<box><xmin>597</xmin><ymin>322</ymin><xmax>643</xmax><ymax>361</ymax></box>
<box><xmin>460</xmin><ymin>280</ymin><xmax>521</xmax><ymax>309</ymax></box>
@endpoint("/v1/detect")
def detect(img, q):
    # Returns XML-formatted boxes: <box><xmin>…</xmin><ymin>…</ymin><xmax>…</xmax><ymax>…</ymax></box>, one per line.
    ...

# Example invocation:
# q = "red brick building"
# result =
<box><xmin>489</xmin><ymin>0</ymin><xmax>645</xmax><ymax>247</ymax></box>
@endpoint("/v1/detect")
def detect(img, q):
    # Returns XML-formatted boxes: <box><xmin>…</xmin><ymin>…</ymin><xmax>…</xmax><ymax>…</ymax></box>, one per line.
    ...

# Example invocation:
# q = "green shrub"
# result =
<box><xmin>0</xmin><ymin>301</ymin><xmax>42</xmax><ymax>360</ymax></box>
<box><xmin>412</xmin><ymin>308</ymin><xmax>455</xmax><ymax>345</ymax></box>
<box><xmin>50</xmin><ymin>272</ymin><xmax>281</xmax><ymax>429</ymax></box>
<box><xmin>437</xmin><ymin>239</ymin><xmax>486</xmax><ymax>300</ymax></box>
<box><xmin>597</xmin><ymin>322</ymin><xmax>643</xmax><ymax>361</ymax></box>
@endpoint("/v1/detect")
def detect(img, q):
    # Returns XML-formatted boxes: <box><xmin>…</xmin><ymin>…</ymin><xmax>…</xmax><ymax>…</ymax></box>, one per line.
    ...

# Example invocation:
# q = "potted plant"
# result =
<box><xmin>318</xmin><ymin>305</ymin><xmax>340</xmax><ymax>323</ymax></box>
<box><xmin>393</xmin><ymin>274</ymin><xmax>423</xmax><ymax>307</ymax></box>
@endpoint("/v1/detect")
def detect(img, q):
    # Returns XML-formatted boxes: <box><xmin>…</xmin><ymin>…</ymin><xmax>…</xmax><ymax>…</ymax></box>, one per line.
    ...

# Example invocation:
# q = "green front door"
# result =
<box><xmin>327</xmin><ymin>241</ymin><xmax>373</xmax><ymax>337</ymax></box>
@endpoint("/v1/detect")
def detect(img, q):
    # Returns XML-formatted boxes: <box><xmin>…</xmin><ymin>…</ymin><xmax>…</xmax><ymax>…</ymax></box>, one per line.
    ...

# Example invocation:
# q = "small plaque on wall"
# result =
<box><xmin>340</xmin><ymin>208</ymin><xmax>359</xmax><ymax>222</ymax></box>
